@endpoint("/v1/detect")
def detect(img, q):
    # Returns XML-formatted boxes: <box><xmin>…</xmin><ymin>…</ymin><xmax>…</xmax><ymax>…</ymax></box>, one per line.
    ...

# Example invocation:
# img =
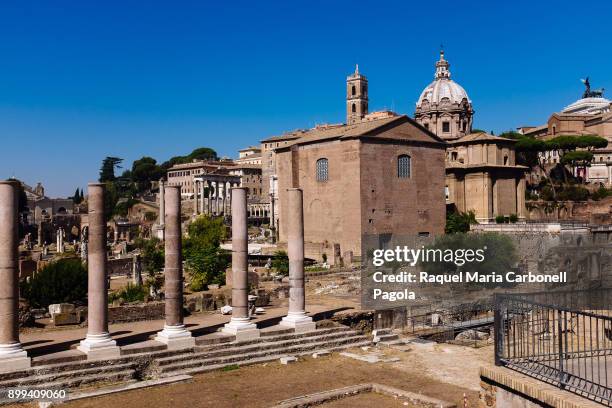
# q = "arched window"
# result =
<box><xmin>316</xmin><ymin>158</ymin><xmax>329</xmax><ymax>182</ymax></box>
<box><xmin>351</xmin><ymin>85</ymin><xmax>356</xmax><ymax>96</ymax></box>
<box><xmin>351</xmin><ymin>103</ymin><xmax>356</xmax><ymax>113</ymax></box>
<box><xmin>397</xmin><ymin>155</ymin><xmax>411</xmax><ymax>178</ymax></box>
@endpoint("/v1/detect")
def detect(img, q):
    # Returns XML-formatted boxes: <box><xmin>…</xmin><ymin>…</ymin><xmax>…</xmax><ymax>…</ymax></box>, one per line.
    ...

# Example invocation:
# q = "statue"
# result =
<box><xmin>581</xmin><ymin>77</ymin><xmax>605</xmax><ymax>98</ymax></box>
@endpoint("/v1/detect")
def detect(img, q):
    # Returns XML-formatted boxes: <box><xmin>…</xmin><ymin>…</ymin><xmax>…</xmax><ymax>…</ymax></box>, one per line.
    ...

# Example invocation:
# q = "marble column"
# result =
<box><xmin>77</xmin><ymin>183</ymin><xmax>120</xmax><ymax>359</ymax></box>
<box><xmin>157</xmin><ymin>179</ymin><xmax>165</xmax><ymax>240</ymax></box>
<box><xmin>0</xmin><ymin>181</ymin><xmax>31</xmax><ymax>373</ymax></box>
<box><xmin>193</xmin><ymin>180</ymin><xmax>199</xmax><ymax>217</ymax></box>
<box><xmin>280</xmin><ymin>188</ymin><xmax>315</xmax><ymax>332</ymax></box>
<box><xmin>206</xmin><ymin>180</ymin><xmax>211</xmax><ymax>215</ymax></box>
<box><xmin>199</xmin><ymin>180</ymin><xmax>205</xmax><ymax>214</ymax></box>
<box><xmin>155</xmin><ymin>185</ymin><xmax>194</xmax><ymax>349</ymax></box>
<box><xmin>227</xmin><ymin>182</ymin><xmax>232</xmax><ymax>214</ymax></box>
<box><xmin>222</xmin><ymin>187</ymin><xmax>259</xmax><ymax>341</ymax></box>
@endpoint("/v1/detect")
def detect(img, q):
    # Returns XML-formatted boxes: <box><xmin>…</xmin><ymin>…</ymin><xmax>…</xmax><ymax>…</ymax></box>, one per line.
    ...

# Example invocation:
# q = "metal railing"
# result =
<box><xmin>495</xmin><ymin>289</ymin><xmax>612</xmax><ymax>405</ymax></box>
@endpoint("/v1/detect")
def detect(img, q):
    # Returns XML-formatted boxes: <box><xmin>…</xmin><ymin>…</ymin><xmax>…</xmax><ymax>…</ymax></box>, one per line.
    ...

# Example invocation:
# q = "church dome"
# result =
<box><xmin>417</xmin><ymin>78</ymin><xmax>470</xmax><ymax>107</ymax></box>
<box><xmin>416</xmin><ymin>50</ymin><xmax>471</xmax><ymax>108</ymax></box>
<box><xmin>414</xmin><ymin>50</ymin><xmax>474</xmax><ymax>140</ymax></box>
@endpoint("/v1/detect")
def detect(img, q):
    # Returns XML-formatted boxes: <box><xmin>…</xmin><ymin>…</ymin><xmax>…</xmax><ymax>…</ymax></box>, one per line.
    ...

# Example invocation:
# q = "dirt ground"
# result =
<box><xmin>322</xmin><ymin>393</ymin><xmax>418</xmax><ymax>407</ymax></box>
<box><xmin>52</xmin><ymin>349</ymin><xmax>480</xmax><ymax>408</ymax></box>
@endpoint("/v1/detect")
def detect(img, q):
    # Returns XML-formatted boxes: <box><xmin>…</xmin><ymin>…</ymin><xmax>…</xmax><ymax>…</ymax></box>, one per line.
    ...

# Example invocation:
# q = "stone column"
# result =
<box><xmin>228</xmin><ymin>183</ymin><xmax>233</xmax><ymax>217</ymax></box>
<box><xmin>517</xmin><ymin>177</ymin><xmax>526</xmax><ymax>220</ymax></box>
<box><xmin>199</xmin><ymin>180</ymin><xmax>205</xmax><ymax>214</ymax></box>
<box><xmin>213</xmin><ymin>181</ymin><xmax>218</xmax><ymax>215</ymax></box>
<box><xmin>157</xmin><ymin>179</ymin><xmax>165</xmax><ymax>240</ymax></box>
<box><xmin>193</xmin><ymin>180</ymin><xmax>199</xmax><ymax>217</ymax></box>
<box><xmin>280</xmin><ymin>188</ymin><xmax>315</xmax><ymax>332</ymax></box>
<box><xmin>132</xmin><ymin>254</ymin><xmax>142</xmax><ymax>286</ymax></box>
<box><xmin>222</xmin><ymin>188</ymin><xmax>259</xmax><ymax>341</ymax></box>
<box><xmin>155</xmin><ymin>186</ymin><xmax>194</xmax><ymax>349</ymax></box>
<box><xmin>0</xmin><ymin>181</ymin><xmax>31</xmax><ymax>373</ymax></box>
<box><xmin>206</xmin><ymin>180</ymin><xmax>211</xmax><ymax>215</ymax></box>
<box><xmin>37</xmin><ymin>221</ymin><xmax>43</xmax><ymax>247</ymax></box>
<box><xmin>77</xmin><ymin>183</ymin><xmax>120</xmax><ymax>359</ymax></box>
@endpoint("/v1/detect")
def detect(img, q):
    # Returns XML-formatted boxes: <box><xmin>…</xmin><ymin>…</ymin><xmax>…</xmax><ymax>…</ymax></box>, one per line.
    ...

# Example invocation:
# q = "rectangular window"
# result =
<box><xmin>442</xmin><ymin>122</ymin><xmax>450</xmax><ymax>133</ymax></box>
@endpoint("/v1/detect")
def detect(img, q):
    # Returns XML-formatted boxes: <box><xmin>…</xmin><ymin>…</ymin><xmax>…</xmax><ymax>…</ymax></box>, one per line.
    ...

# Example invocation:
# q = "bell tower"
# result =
<box><xmin>346</xmin><ymin>65</ymin><xmax>368</xmax><ymax>124</ymax></box>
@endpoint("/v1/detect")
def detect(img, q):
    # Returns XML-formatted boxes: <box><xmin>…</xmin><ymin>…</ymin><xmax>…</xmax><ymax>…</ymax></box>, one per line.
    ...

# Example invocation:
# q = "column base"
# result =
<box><xmin>155</xmin><ymin>324</ymin><xmax>195</xmax><ymax>350</ymax></box>
<box><xmin>222</xmin><ymin>317</ymin><xmax>260</xmax><ymax>341</ymax></box>
<box><xmin>280</xmin><ymin>313</ymin><xmax>316</xmax><ymax>333</ymax></box>
<box><xmin>77</xmin><ymin>333</ymin><xmax>120</xmax><ymax>360</ymax></box>
<box><xmin>0</xmin><ymin>343</ymin><xmax>31</xmax><ymax>373</ymax></box>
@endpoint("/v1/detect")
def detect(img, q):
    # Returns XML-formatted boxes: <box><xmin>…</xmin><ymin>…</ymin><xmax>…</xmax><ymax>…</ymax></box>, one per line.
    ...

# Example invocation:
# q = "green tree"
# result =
<box><xmin>183</xmin><ymin>215</ymin><xmax>229</xmax><ymax>291</ymax></box>
<box><xmin>271</xmin><ymin>250</ymin><xmax>289</xmax><ymax>276</ymax></box>
<box><xmin>99</xmin><ymin>157</ymin><xmax>123</xmax><ymax>183</ymax></box>
<box><xmin>445</xmin><ymin>210</ymin><xmax>477</xmax><ymax>234</ymax></box>
<box><xmin>20</xmin><ymin>258</ymin><xmax>88</xmax><ymax>308</ymax></box>
<box><xmin>134</xmin><ymin>237</ymin><xmax>164</xmax><ymax>276</ymax></box>
<box><xmin>546</xmin><ymin>135</ymin><xmax>608</xmax><ymax>183</ymax></box>
<box><xmin>161</xmin><ymin>147</ymin><xmax>219</xmax><ymax>169</ymax></box>
<box><xmin>131</xmin><ymin>157</ymin><xmax>163</xmax><ymax>193</ymax></box>
<box><xmin>72</xmin><ymin>188</ymin><xmax>83</xmax><ymax>204</ymax></box>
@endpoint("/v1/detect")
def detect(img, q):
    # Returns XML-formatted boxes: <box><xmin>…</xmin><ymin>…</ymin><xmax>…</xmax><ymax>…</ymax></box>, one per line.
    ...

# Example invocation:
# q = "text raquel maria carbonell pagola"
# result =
<box><xmin>370</xmin><ymin>271</ymin><xmax>567</xmax><ymax>301</ymax></box>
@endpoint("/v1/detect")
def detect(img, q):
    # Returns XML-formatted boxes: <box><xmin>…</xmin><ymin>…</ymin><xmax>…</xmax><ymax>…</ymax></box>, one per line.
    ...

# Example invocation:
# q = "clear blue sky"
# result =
<box><xmin>1</xmin><ymin>1</ymin><xmax>611</xmax><ymax>197</ymax></box>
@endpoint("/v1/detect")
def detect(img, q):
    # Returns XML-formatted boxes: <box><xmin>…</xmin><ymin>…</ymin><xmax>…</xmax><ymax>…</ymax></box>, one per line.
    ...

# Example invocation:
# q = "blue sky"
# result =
<box><xmin>1</xmin><ymin>1</ymin><xmax>611</xmax><ymax>197</ymax></box>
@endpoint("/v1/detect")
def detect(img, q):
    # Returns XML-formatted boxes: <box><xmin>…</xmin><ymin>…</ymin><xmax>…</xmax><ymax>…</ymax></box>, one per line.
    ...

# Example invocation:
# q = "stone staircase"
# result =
<box><xmin>0</xmin><ymin>325</ymin><xmax>370</xmax><ymax>399</ymax></box>
<box><xmin>155</xmin><ymin>326</ymin><xmax>370</xmax><ymax>377</ymax></box>
<box><xmin>372</xmin><ymin>328</ymin><xmax>403</xmax><ymax>346</ymax></box>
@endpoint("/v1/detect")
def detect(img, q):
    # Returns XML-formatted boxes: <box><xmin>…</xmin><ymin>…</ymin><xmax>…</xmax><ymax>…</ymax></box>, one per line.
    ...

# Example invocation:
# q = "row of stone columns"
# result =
<box><xmin>0</xmin><ymin>183</ymin><xmax>312</xmax><ymax>371</ymax></box>
<box><xmin>221</xmin><ymin>188</ymin><xmax>314</xmax><ymax>340</ymax></box>
<box><xmin>193</xmin><ymin>179</ymin><xmax>238</xmax><ymax>217</ymax></box>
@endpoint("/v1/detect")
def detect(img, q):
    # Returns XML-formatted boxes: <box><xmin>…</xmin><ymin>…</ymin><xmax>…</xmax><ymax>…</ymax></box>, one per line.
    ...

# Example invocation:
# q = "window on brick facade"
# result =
<box><xmin>442</xmin><ymin>121</ymin><xmax>450</xmax><ymax>133</ymax></box>
<box><xmin>316</xmin><ymin>158</ymin><xmax>329</xmax><ymax>182</ymax></box>
<box><xmin>397</xmin><ymin>155</ymin><xmax>411</xmax><ymax>178</ymax></box>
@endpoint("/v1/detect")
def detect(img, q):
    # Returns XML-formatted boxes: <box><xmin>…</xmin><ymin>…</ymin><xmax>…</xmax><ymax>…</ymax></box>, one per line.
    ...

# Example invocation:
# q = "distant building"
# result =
<box><xmin>520</xmin><ymin>80</ymin><xmax>612</xmax><ymax>184</ymax></box>
<box><xmin>167</xmin><ymin>158</ymin><xmax>266</xmax><ymax>220</ymax></box>
<box><xmin>235</xmin><ymin>146</ymin><xmax>262</xmax><ymax>165</ymax></box>
<box><xmin>445</xmin><ymin>132</ymin><xmax>527</xmax><ymax>222</ymax></box>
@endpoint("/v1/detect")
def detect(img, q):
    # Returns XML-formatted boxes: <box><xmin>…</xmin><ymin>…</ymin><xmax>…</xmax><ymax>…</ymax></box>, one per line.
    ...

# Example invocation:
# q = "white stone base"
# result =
<box><xmin>280</xmin><ymin>312</ymin><xmax>316</xmax><ymax>333</ymax></box>
<box><xmin>77</xmin><ymin>333</ymin><xmax>120</xmax><ymax>360</ymax></box>
<box><xmin>154</xmin><ymin>324</ymin><xmax>195</xmax><ymax>350</ymax></box>
<box><xmin>222</xmin><ymin>317</ymin><xmax>260</xmax><ymax>341</ymax></box>
<box><xmin>0</xmin><ymin>343</ymin><xmax>31</xmax><ymax>373</ymax></box>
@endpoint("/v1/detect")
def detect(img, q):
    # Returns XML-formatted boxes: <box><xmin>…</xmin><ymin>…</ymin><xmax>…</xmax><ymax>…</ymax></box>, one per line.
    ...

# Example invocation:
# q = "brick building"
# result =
<box><xmin>274</xmin><ymin>103</ymin><xmax>447</xmax><ymax>262</ymax></box>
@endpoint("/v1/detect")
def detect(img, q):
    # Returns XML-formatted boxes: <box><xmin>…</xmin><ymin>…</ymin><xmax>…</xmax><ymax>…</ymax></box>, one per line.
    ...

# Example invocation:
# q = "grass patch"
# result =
<box><xmin>221</xmin><ymin>364</ymin><xmax>240</xmax><ymax>372</ymax></box>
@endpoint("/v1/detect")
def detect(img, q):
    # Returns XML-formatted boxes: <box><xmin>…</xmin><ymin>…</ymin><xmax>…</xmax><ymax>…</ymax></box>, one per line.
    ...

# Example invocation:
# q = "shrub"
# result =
<box><xmin>445</xmin><ymin>210</ymin><xmax>477</xmax><ymax>234</ymax></box>
<box><xmin>557</xmin><ymin>185</ymin><xmax>590</xmax><ymax>201</ymax></box>
<box><xmin>134</xmin><ymin>237</ymin><xmax>164</xmax><ymax>276</ymax></box>
<box><xmin>322</xmin><ymin>253</ymin><xmax>328</xmax><ymax>263</ymax></box>
<box><xmin>183</xmin><ymin>215</ymin><xmax>229</xmax><ymax>291</ymax></box>
<box><xmin>509</xmin><ymin>214</ymin><xmax>519</xmax><ymax>223</ymax></box>
<box><xmin>21</xmin><ymin>258</ymin><xmax>87</xmax><ymax>308</ymax></box>
<box><xmin>108</xmin><ymin>283</ymin><xmax>147</xmax><ymax>304</ymax></box>
<box><xmin>272</xmin><ymin>250</ymin><xmax>289</xmax><ymax>277</ymax></box>
<box><xmin>592</xmin><ymin>186</ymin><xmax>611</xmax><ymax>201</ymax></box>
<box><xmin>495</xmin><ymin>215</ymin><xmax>506</xmax><ymax>224</ymax></box>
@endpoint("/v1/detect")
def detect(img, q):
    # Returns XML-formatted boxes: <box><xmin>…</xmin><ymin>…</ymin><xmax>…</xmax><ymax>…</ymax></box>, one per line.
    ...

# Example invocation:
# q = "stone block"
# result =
<box><xmin>52</xmin><ymin>312</ymin><xmax>79</xmax><ymax>326</ymax></box>
<box><xmin>49</xmin><ymin>303</ymin><xmax>75</xmax><ymax>315</ymax></box>
<box><xmin>280</xmin><ymin>356</ymin><xmax>297</xmax><ymax>365</ymax></box>
<box><xmin>312</xmin><ymin>350</ymin><xmax>330</xmax><ymax>358</ymax></box>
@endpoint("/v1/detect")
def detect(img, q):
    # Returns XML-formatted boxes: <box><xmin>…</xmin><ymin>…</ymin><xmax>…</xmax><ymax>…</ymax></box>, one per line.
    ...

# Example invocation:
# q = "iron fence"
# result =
<box><xmin>495</xmin><ymin>289</ymin><xmax>612</xmax><ymax>405</ymax></box>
